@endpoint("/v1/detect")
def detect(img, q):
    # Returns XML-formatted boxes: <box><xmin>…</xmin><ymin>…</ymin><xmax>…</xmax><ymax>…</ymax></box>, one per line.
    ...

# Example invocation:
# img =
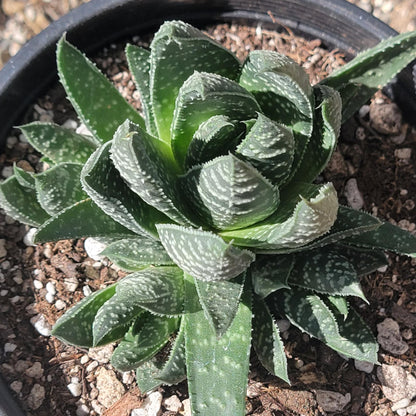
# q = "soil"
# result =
<box><xmin>1</xmin><ymin>19</ymin><xmax>416</xmax><ymax>416</ymax></box>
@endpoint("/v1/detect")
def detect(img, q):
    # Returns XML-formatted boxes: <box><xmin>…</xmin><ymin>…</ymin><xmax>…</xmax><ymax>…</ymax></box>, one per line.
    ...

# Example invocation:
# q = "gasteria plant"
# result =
<box><xmin>1</xmin><ymin>20</ymin><xmax>416</xmax><ymax>415</ymax></box>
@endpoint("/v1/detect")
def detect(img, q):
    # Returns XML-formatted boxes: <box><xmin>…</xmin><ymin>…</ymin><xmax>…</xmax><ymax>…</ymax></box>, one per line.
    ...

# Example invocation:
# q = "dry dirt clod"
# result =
<box><xmin>377</xmin><ymin>318</ymin><xmax>409</xmax><ymax>355</ymax></box>
<box><xmin>370</xmin><ymin>102</ymin><xmax>402</xmax><ymax>134</ymax></box>
<box><xmin>315</xmin><ymin>390</ymin><xmax>351</xmax><ymax>413</ymax></box>
<box><xmin>96</xmin><ymin>367</ymin><xmax>126</xmax><ymax>408</ymax></box>
<box><xmin>27</xmin><ymin>383</ymin><xmax>46</xmax><ymax>410</ymax></box>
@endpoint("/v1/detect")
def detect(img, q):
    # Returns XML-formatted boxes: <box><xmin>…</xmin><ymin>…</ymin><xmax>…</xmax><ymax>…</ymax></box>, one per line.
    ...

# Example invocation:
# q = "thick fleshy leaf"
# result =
<box><xmin>0</xmin><ymin>176</ymin><xmax>49</xmax><ymax>227</ymax></box>
<box><xmin>194</xmin><ymin>272</ymin><xmax>245</xmax><ymax>337</ymax></box>
<box><xmin>326</xmin><ymin>296</ymin><xmax>349</xmax><ymax>319</ymax></box>
<box><xmin>290</xmin><ymin>85</ymin><xmax>341</xmax><ymax>184</ymax></box>
<box><xmin>239</xmin><ymin>50</ymin><xmax>314</xmax><ymax>180</ymax></box>
<box><xmin>251</xmin><ymin>255</ymin><xmax>293</xmax><ymax>299</ymax></box>
<box><xmin>33</xmin><ymin>199</ymin><xmax>134</xmax><ymax>243</ymax></box>
<box><xmin>184</xmin><ymin>273</ymin><xmax>252</xmax><ymax>416</ymax></box>
<box><xmin>321</xmin><ymin>31</ymin><xmax>416</xmax><ymax>121</ymax></box>
<box><xmin>171</xmin><ymin>71</ymin><xmax>260</xmax><ymax>167</ymax></box>
<box><xmin>181</xmin><ymin>154</ymin><xmax>279</xmax><ymax>230</ymax></box>
<box><xmin>111</xmin><ymin>314</ymin><xmax>179</xmax><ymax>371</ymax></box>
<box><xmin>82</xmin><ymin>140</ymin><xmax>169</xmax><ymax>237</ymax></box>
<box><xmin>52</xmin><ymin>285</ymin><xmax>116</xmax><ymax>347</ymax></box>
<box><xmin>185</xmin><ymin>115</ymin><xmax>244</xmax><ymax>169</ymax></box>
<box><xmin>19</xmin><ymin>122</ymin><xmax>97</xmax><ymax>162</ymax></box>
<box><xmin>157</xmin><ymin>224</ymin><xmax>255</xmax><ymax>281</ymax></box>
<box><xmin>150</xmin><ymin>20</ymin><xmax>241</xmax><ymax>142</ymax></box>
<box><xmin>35</xmin><ymin>163</ymin><xmax>87</xmax><ymax>215</ymax></box>
<box><xmin>289</xmin><ymin>249</ymin><xmax>367</xmax><ymax>300</ymax></box>
<box><xmin>220</xmin><ymin>182</ymin><xmax>338</xmax><ymax>250</ymax></box>
<box><xmin>126</xmin><ymin>44</ymin><xmax>157</xmax><ymax>136</ymax></box>
<box><xmin>57</xmin><ymin>36</ymin><xmax>145</xmax><ymax>142</ymax></box>
<box><xmin>236</xmin><ymin>113</ymin><xmax>295</xmax><ymax>186</ymax></box>
<box><xmin>101</xmin><ymin>236</ymin><xmax>174</xmax><ymax>272</ymax></box>
<box><xmin>115</xmin><ymin>267</ymin><xmax>184</xmax><ymax>316</ymax></box>
<box><xmin>111</xmin><ymin>120</ymin><xmax>193</xmax><ymax>225</ymax></box>
<box><xmin>345</xmin><ymin>221</ymin><xmax>416</xmax><ymax>258</ymax></box>
<box><xmin>252</xmin><ymin>298</ymin><xmax>289</xmax><ymax>383</ymax></box>
<box><xmin>13</xmin><ymin>165</ymin><xmax>35</xmax><ymax>189</ymax></box>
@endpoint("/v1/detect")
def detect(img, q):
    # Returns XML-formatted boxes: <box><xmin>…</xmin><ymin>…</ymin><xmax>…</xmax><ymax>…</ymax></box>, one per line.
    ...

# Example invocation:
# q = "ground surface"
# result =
<box><xmin>1</xmin><ymin>1</ymin><xmax>416</xmax><ymax>416</ymax></box>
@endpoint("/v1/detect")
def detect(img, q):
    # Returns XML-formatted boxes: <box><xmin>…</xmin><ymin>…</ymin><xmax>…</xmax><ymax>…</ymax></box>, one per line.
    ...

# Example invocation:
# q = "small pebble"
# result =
<box><xmin>392</xmin><ymin>398</ymin><xmax>411</xmax><ymax>411</ymax></box>
<box><xmin>182</xmin><ymin>399</ymin><xmax>191</xmax><ymax>416</ymax></box>
<box><xmin>84</xmin><ymin>238</ymin><xmax>107</xmax><ymax>261</ymax></box>
<box><xmin>344</xmin><ymin>178</ymin><xmax>364</xmax><ymax>210</ymax></box>
<box><xmin>1</xmin><ymin>165</ymin><xmax>13</xmax><ymax>178</ymax></box>
<box><xmin>45</xmin><ymin>292</ymin><xmax>55</xmax><ymax>303</ymax></box>
<box><xmin>25</xmin><ymin>362</ymin><xmax>44</xmax><ymax>379</ymax></box>
<box><xmin>6</xmin><ymin>136</ymin><xmax>18</xmax><ymax>148</ymax></box>
<box><xmin>83</xmin><ymin>285</ymin><xmax>92</xmax><ymax>296</ymax></box>
<box><xmin>397</xmin><ymin>409</ymin><xmax>408</xmax><ymax>416</ymax></box>
<box><xmin>13</xmin><ymin>272</ymin><xmax>23</xmax><ymax>285</ymax></box>
<box><xmin>0</xmin><ymin>289</ymin><xmax>8</xmax><ymax>296</ymax></box>
<box><xmin>406</xmin><ymin>402</ymin><xmax>416</xmax><ymax>415</ymax></box>
<box><xmin>0</xmin><ymin>239</ymin><xmax>7</xmax><ymax>258</ymax></box>
<box><xmin>276</xmin><ymin>319</ymin><xmax>291</xmax><ymax>333</ymax></box>
<box><xmin>80</xmin><ymin>355</ymin><xmax>89</xmax><ymax>365</ymax></box>
<box><xmin>55</xmin><ymin>299</ymin><xmax>66</xmax><ymax>310</ymax></box>
<box><xmin>10</xmin><ymin>295</ymin><xmax>22</xmax><ymax>303</ymax></box>
<box><xmin>354</xmin><ymin>360</ymin><xmax>374</xmax><ymax>374</ymax></box>
<box><xmin>33</xmin><ymin>279</ymin><xmax>43</xmax><ymax>289</ymax></box>
<box><xmin>316</xmin><ymin>390</ymin><xmax>351</xmax><ymax>413</ymax></box>
<box><xmin>86</xmin><ymin>361</ymin><xmax>99</xmax><ymax>373</ymax></box>
<box><xmin>30</xmin><ymin>314</ymin><xmax>52</xmax><ymax>336</ymax></box>
<box><xmin>68</xmin><ymin>380</ymin><xmax>82</xmax><ymax>397</ymax></box>
<box><xmin>131</xmin><ymin>391</ymin><xmax>163</xmax><ymax>416</ymax></box>
<box><xmin>395</xmin><ymin>148</ymin><xmax>412</xmax><ymax>160</ymax></box>
<box><xmin>27</xmin><ymin>384</ymin><xmax>45</xmax><ymax>410</ymax></box>
<box><xmin>76</xmin><ymin>404</ymin><xmax>90</xmax><ymax>416</ymax></box>
<box><xmin>4</xmin><ymin>342</ymin><xmax>17</xmax><ymax>353</ymax></box>
<box><xmin>64</xmin><ymin>277</ymin><xmax>79</xmax><ymax>292</ymax></box>
<box><xmin>10</xmin><ymin>380</ymin><xmax>23</xmax><ymax>394</ymax></box>
<box><xmin>1</xmin><ymin>260</ymin><xmax>10</xmax><ymax>270</ymax></box>
<box><xmin>163</xmin><ymin>395</ymin><xmax>182</xmax><ymax>412</ymax></box>
<box><xmin>62</xmin><ymin>119</ymin><xmax>78</xmax><ymax>130</ymax></box>
<box><xmin>377</xmin><ymin>318</ymin><xmax>409</xmax><ymax>355</ymax></box>
<box><xmin>23</xmin><ymin>228</ymin><xmax>37</xmax><ymax>246</ymax></box>
<box><xmin>46</xmin><ymin>282</ymin><xmax>56</xmax><ymax>294</ymax></box>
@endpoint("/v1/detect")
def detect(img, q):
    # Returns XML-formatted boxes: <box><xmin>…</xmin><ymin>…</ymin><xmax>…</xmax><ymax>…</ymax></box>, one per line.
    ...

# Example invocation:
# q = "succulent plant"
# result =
<box><xmin>1</xmin><ymin>20</ymin><xmax>416</xmax><ymax>415</ymax></box>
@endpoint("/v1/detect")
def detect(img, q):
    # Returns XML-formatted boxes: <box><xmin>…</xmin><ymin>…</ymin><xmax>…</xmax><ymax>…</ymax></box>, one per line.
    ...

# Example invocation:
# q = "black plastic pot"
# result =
<box><xmin>0</xmin><ymin>0</ymin><xmax>415</xmax><ymax>414</ymax></box>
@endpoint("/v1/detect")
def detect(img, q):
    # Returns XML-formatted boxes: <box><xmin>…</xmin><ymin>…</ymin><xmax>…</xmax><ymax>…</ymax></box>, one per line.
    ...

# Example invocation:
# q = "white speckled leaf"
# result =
<box><xmin>82</xmin><ymin>140</ymin><xmax>170</xmax><ymax>237</ymax></box>
<box><xmin>33</xmin><ymin>198</ymin><xmax>134</xmax><ymax>243</ymax></box>
<box><xmin>126</xmin><ymin>44</ymin><xmax>158</xmax><ymax>136</ymax></box>
<box><xmin>52</xmin><ymin>284</ymin><xmax>116</xmax><ymax>347</ymax></box>
<box><xmin>220</xmin><ymin>182</ymin><xmax>338</xmax><ymax>250</ymax></box>
<box><xmin>19</xmin><ymin>122</ymin><xmax>97</xmax><ymax>162</ymax></box>
<box><xmin>0</xmin><ymin>176</ymin><xmax>50</xmax><ymax>227</ymax></box>
<box><xmin>185</xmin><ymin>115</ymin><xmax>244</xmax><ymax>169</ymax></box>
<box><xmin>327</xmin><ymin>295</ymin><xmax>349</xmax><ymax>319</ymax></box>
<box><xmin>171</xmin><ymin>71</ymin><xmax>260</xmax><ymax>167</ymax></box>
<box><xmin>156</xmin><ymin>224</ymin><xmax>255</xmax><ymax>282</ymax></box>
<box><xmin>115</xmin><ymin>266</ymin><xmax>184</xmax><ymax>316</ymax></box>
<box><xmin>194</xmin><ymin>272</ymin><xmax>245</xmax><ymax>337</ymax></box>
<box><xmin>289</xmin><ymin>249</ymin><xmax>367</xmax><ymax>300</ymax></box>
<box><xmin>35</xmin><ymin>163</ymin><xmax>87</xmax><ymax>215</ymax></box>
<box><xmin>184</xmin><ymin>273</ymin><xmax>252</xmax><ymax>416</ymax></box>
<box><xmin>111</xmin><ymin>120</ymin><xmax>193</xmax><ymax>226</ymax></box>
<box><xmin>251</xmin><ymin>255</ymin><xmax>293</xmax><ymax>299</ymax></box>
<box><xmin>321</xmin><ymin>31</ymin><xmax>416</xmax><ymax>122</ymax></box>
<box><xmin>57</xmin><ymin>36</ymin><xmax>145</xmax><ymax>142</ymax></box>
<box><xmin>150</xmin><ymin>20</ymin><xmax>241</xmax><ymax>142</ymax></box>
<box><xmin>290</xmin><ymin>85</ymin><xmax>341</xmax><ymax>184</ymax></box>
<box><xmin>101</xmin><ymin>236</ymin><xmax>174</xmax><ymax>272</ymax></box>
<box><xmin>13</xmin><ymin>165</ymin><xmax>35</xmax><ymax>189</ymax></box>
<box><xmin>345</xmin><ymin>221</ymin><xmax>416</xmax><ymax>258</ymax></box>
<box><xmin>181</xmin><ymin>154</ymin><xmax>279</xmax><ymax>230</ymax></box>
<box><xmin>111</xmin><ymin>314</ymin><xmax>179</xmax><ymax>372</ymax></box>
<box><xmin>253</xmin><ymin>298</ymin><xmax>289</xmax><ymax>383</ymax></box>
<box><xmin>236</xmin><ymin>113</ymin><xmax>295</xmax><ymax>186</ymax></box>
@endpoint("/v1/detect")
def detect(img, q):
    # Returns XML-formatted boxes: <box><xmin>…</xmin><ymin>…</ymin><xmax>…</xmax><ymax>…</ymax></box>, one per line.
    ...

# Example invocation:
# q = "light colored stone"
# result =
<box><xmin>45</xmin><ymin>292</ymin><xmax>55</xmax><ymax>303</ymax></box>
<box><xmin>121</xmin><ymin>371</ymin><xmax>135</xmax><ymax>385</ymax></box>
<box><xmin>76</xmin><ymin>403</ymin><xmax>90</xmax><ymax>416</ymax></box>
<box><xmin>163</xmin><ymin>395</ymin><xmax>182</xmax><ymax>413</ymax></box>
<box><xmin>27</xmin><ymin>384</ymin><xmax>45</xmax><ymax>410</ymax></box>
<box><xmin>30</xmin><ymin>314</ymin><xmax>52</xmax><ymax>336</ymax></box>
<box><xmin>344</xmin><ymin>178</ymin><xmax>364</xmax><ymax>210</ymax></box>
<box><xmin>68</xmin><ymin>381</ymin><xmax>82</xmax><ymax>397</ymax></box>
<box><xmin>0</xmin><ymin>239</ymin><xmax>7</xmax><ymax>258</ymax></box>
<box><xmin>397</xmin><ymin>409</ymin><xmax>407</xmax><ymax>416</ymax></box>
<box><xmin>83</xmin><ymin>285</ymin><xmax>92</xmax><ymax>296</ymax></box>
<box><xmin>182</xmin><ymin>398</ymin><xmax>191</xmax><ymax>416</ymax></box>
<box><xmin>131</xmin><ymin>391</ymin><xmax>162</xmax><ymax>416</ymax></box>
<box><xmin>55</xmin><ymin>299</ymin><xmax>66</xmax><ymax>310</ymax></box>
<box><xmin>33</xmin><ymin>279</ymin><xmax>43</xmax><ymax>289</ymax></box>
<box><xmin>80</xmin><ymin>355</ymin><xmax>89</xmax><ymax>365</ymax></box>
<box><xmin>23</xmin><ymin>228</ymin><xmax>37</xmax><ymax>246</ymax></box>
<box><xmin>1</xmin><ymin>165</ymin><xmax>13</xmax><ymax>178</ymax></box>
<box><xmin>315</xmin><ymin>390</ymin><xmax>351</xmax><ymax>413</ymax></box>
<box><xmin>377</xmin><ymin>318</ymin><xmax>409</xmax><ymax>355</ymax></box>
<box><xmin>64</xmin><ymin>277</ymin><xmax>79</xmax><ymax>292</ymax></box>
<box><xmin>25</xmin><ymin>362</ymin><xmax>44</xmax><ymax>379</ymax></box>
<box><xmin>10</xmin><ymin>380</ymin><xmax>22</xmax><ymax>394</ymax></box>
<box><xmin>96</xmin><ymin>367</ymin><xmax>125</xmax><ymax>408</ymax></box>
<box><xmin>377</xmin><ymin>364</ymin><xmax>416</xmax><ymax>402</ymax></box>
<box><xmin>84</xmin><ymin>237</ymin><xmax>107</xmax><ymax>261</ymax></box>
<box><xmin>406</xmin><ymin>401</ymin><xmax>416</xmax><ymax>415</ymax></box>
<box><xmin>4</xmin><ymin>342</ymin><xmax>16</xmax><ymax>353</ymax></box>
<box><xmin>354</xmin><ymin>360</ymin><xmax>374</xmax><ymax>374</ymax></box>
<box><xmin>45</xmin><ymin>281</ymin><xmax>56</xmax><ymax>295</ymax></box>
<box><xmin>392</xmin><ymin>398</ymin><xmax>411</xmax><ymax>411</ymax></box>
<box><xmin>88</xmin><ymin>344</ymin><xmax>114</xmax><ymax>363</ymax></box>
<box><xmin>86</xmin><ymin>360</ymin><xmax>98</xmax><ymax>373</ymax></box>
<box><xmin>395</xmin><ymin>148</ymin><xmax>412</xmax><ymax>160</ymax></box>
<box><xmin>247</xmin><ymin>381</ymin><xmax>263</xmax><ymax>398</ymax></box>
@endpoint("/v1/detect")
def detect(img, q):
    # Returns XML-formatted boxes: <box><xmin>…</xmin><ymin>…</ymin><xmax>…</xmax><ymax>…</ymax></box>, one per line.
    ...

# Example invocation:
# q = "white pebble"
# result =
<box><xmin>344</xmin><ymin>178</ymin><xmax>364</xmax><ymax>210</ymax></box>
<box><xmin>84</xmin><ymin>237</ymin><xmax>107</xmax><ymax>261</ymax></box>
<box><xmin>64</xmin><ymin>277</ymin><xmax>79</xmax><ymax>292</ymax></box>
<box><xmin>80</xmin><ymin>355</ymin><xmax>89</xmax><ymax>365</ymax></box>
<box><xmin>45</xmin><ymin>282</ymin><xmax>56</xmax><ymax>295</ymax></box>
<box><xmin>13</xmin><ymin>274</ymin><xmax>23</xmax><ymax>285</ymax></box>
<box><xmin>45</xmin><ymin>292</ymin><xmax>55</xmax><ymax>304</ymax></box>
<box><xmin>397</xmin><ymin>409</ymin><xmax>408</xmax><ymax>416</ymax></box>
<box><xmin>392</xmin><ymin>398</ymin><xmax>411</xmax><ymax>411</ymax></box>
<box><xmin>1</xmin><ymin>166</ymin><xmax>13</xmax><ymax>178</ymax></box>
<box><xmin>33</xmin><ymin>279</ymin><xmax>43</xmax><ymax>289</ymax></box>
<box><xmin>86</xmin><ymin>361</ymin><xmax>99</xmax><ymax>373</ymax></box>
<box><xmin>2</xmin><ymin>260</ymin><xmax>11</xmax><ymax>270</ymax></box>
<box><xmin>76</xmin><ymin>404</ymin><xmax>90</xmax><ymax>416</ymax></box>
<box><xmin>23</xmin><ymin>228</ymin><xmax>37</xmax><ymax>246</ymax></box>
<box><xmin>6</xmin><ymin>136</ymin><xmax>18</xmax><ymax>148</ymax></box>
<box><xmin>54</xmin><ymin>299</ymin><xmax>66</xmax><ymax>310</ymax></box>
<box><xmin>83</xmin><ymin>285</ymin><xmax>92</xmax><ymax>296</ymax></box>
<box><xmin>67</xmin><ymin>381</ymin><xmax>82</xmax><ymax>397</ymax></box>
<box><xmin>10</xmin><ymin>296</ymin><xmax>22</xmax><ymax>303</ymax></box>
<box><xmin>30</xmin><ymin>314</ymin><xmax>52</xmax><ymax>336</ymax></box>
<box><xmin>131</xmin><ymin>391</ymin><xmax>163</xmax><ymax>416</ymax></box>
<box><xmin>62</xmin><ymin>119</ymin><xmax>78</xmax><ymax>130</ymax></box>
<box><xmin>163</xmin><ymin>395</ymin><xmax>182</xmax><ymax>412</ymax></box>
<box><xmin>4</xmin><ymin>343</ymin><xmax>17</xmax><ymax>353</ymax></box>
<box><xmin>0</xmin><ymin>289</ymin><xmax>8</xmax><ymax>296</ymax></box>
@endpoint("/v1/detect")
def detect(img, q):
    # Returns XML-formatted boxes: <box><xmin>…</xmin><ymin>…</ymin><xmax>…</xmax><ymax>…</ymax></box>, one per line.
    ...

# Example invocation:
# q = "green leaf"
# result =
<box><xmin>236</xmin><ymin>113</ymin><xmax>295</xmax><ymax>187</ymax></box>
<box><xmin>171</xmin><ymin>71</ymin><xmax>260</xmax><ymax>167</ymax></box>
<box><xmin>0</xmin><ymin>176</ymin><xmax>50</xmax><ymax>227</ymax></box>
<box><xmin>93</xmin><ymin>294</ymin><xmax>144</xmax><ymax>347</ymax></box>
<box><xmin>290</xmin><ymin>85</ymin><xmax>341</xmax><ymax>184</ymax></box>
<box><xmin>327</xmin><ymin>295</ymin><xmax>349</xmax><ymax>319</ymax></box>
<box><xmin>194</xmin><ymin>272</ymin><xmax>245</xmax><ymax>337</ymax></box>
<box><xmin>34</xmin><ymin>198</ymin><xmax>134</xmax><ymax>243</ymax></box>
<box><xmin>220</xmin><ymin>182</ymin><xmax>338</xmax><ymax>250</ymax></box>
<box><xmin>20</xmin><ymin>122</ymin><xmax>97</xmax><ymax>162</ymax></box>
<box><xmin>289</xmin><ymin>249</ymin><xmax>367</xmax><ymax>301</ymax></box>
<box><xmin>150</xmin><ymin>20</ymin><xmax>241</xmax><ymax>142</ymax></box>
<box><xmin>321</xmin><ymin>31</ymin><xmax>416</xmax><ymax>121</ymax></box>
<box><xmin>184</xmin><ymin>273</ymin><xmax>252</xmax><ymax>416</ymax></box>
<box><xmin>185</xmin><ymin>115</ymin><xmax>244</xmax><ymax>169</ymax></box>
<box><xmin>101</xmin><ymin>236</ymin><xmax>174</xmax><ymax>272</ymax></box>
<box><xmin>35</xmin><ymin>163</ymin><xmax>87</xmax><ymax>215</ymax></box>
<box><xmin>345</xmin><ymin>221</ymin><xmax>416</xmax><ymax>258</ymax></box>
<box><xmin>252</xmin><ymin>298</ymin><xmax>289</xmax><ymax>383</ymax></box>
<box><xmin>115</xmin><ymin>266</ymin><xmax>184</xmax><ymax>316</ymax></box>
<box><xmin>52</xmin><ymin>285</ymin><xmax>116</xmax><ymax>347</ymax></box>
<box><xmin>111</xmin><ymin>120</ymin><xmax>193</xmax><ymax>225</ymax></box>
<box><xmin>239</xmin><ymin>50</ymin><xmax>314</xmax><ymax>180</ymax></box>
<box><xmin>156</xmin><ymin>224</ymin><xmax>255</xmax><ymax>282</ymax></box>
<box><xmin>57</xmin><ymin>36</ymin><xmax>145</xmax><ymax>142</ymax></box>
<box><xmin>82</xmin><ymin>140</ymin><xmax>169</xmax><ymax>237</ymax></box>
<box><xmin>251</xmin><ymin>255</ymin><xmax>293</xmax><ymax>299</ymax></box>
<box><xmin>126</xmin><ymin>44</ymin><xmax>158</xmax><ymax>136</ymax></box>
<box><xmin>181</xmin><ymin>154</ymin><xmax>279</xmax><ymax>230</ymax></box>
<box><xmin>13</xmin><ymin>165</ymin><xmax>35</xmax><ymax>189</ymax></box>
<box><xmin>111</xmin><ymin>314</ymin><xmax>179</xmax><ymax>372</ymax></box>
